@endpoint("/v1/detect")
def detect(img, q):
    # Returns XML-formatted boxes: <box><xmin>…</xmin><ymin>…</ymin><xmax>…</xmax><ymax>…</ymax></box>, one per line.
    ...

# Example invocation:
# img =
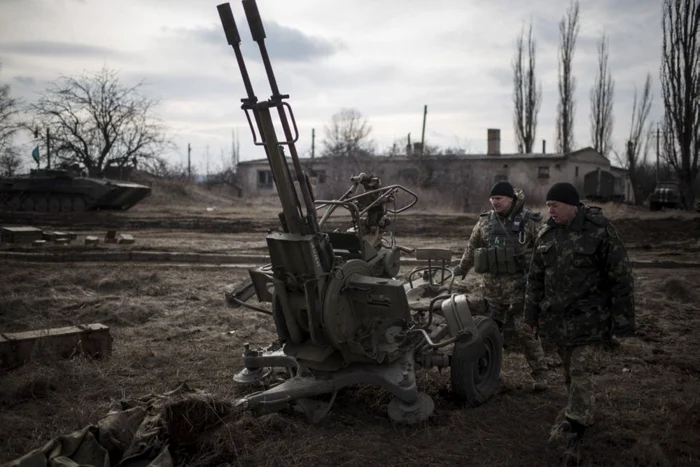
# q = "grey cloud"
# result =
<box><xmin>168</xmin><ymin>21</ymin><xmax>343</xmax><ymax>63</ymax></box>
<box><xmin>0</xmin><ymin>41</ymin><xmax>116</xmax><ymax>57</ymax></box>
<box><xmin>488</xmin><ymin>67</ymin><xmax>513</xmax><ymax>88</ymax></box>
<box><xmin>13</xmin><ymin>75</ymin><xmax>35</xmax><ymax>86</ymax></box>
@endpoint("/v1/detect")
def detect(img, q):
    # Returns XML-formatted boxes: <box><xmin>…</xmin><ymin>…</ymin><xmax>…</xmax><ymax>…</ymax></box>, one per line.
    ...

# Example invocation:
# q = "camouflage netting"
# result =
<box><xmin>4</xmin><ymin>383</ymin><xmax>234</xmax><ymax>467</ymax></box>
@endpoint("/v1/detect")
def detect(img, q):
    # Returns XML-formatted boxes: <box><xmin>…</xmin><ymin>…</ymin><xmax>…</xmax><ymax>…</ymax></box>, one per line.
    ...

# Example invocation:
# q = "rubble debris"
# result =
<box><xmin>84</xmin><ymin>236</ymin><xmax>100</xmax><ymax>246</ymax></box>
<box><xmin>104</xmin><ymin>230</ymin><xmax>118</xmax><ymax>244</ymax></box>
<box><xmin>0</xmin><ymin>226</ymin><xmax>44</xmax><ymax>243</ymax></box>
<box><xmin>43</xmin><ymin>231</ymin><xmax>72</xmax><ymax>243</ymax></box>
<box><xmin>117</xmin><ymin>233</ymin><xmax>135</xmax><ymax>244</ymax></box>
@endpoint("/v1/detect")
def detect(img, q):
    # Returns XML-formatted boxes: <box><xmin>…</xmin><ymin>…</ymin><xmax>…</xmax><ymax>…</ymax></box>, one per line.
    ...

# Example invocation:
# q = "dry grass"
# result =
<box><xmin>1</xmin><ymin>208</ymin><xmax>700</xmax><ymax>466</ymax></box>
<box><xmin>1</xmin><ymin>258</ymin><xmax>700</xmax><ymax>466</ymax></box>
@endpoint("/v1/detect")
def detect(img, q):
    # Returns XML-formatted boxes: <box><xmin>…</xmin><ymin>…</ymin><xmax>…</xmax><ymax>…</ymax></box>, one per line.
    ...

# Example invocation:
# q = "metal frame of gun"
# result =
<box><xmin>217</xmin><ymin>0</ymin><xmax>318</xmax><ymax>237</ymax></box>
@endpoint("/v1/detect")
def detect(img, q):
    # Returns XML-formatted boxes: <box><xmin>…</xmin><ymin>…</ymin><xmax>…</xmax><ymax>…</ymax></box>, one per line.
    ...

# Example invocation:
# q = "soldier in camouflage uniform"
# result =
<box><xmin>524</xmin><ymin>182</ymin><xmax>635</xmax><ymax>465</ymax></box>
<box><xmin>454</xmin><ymin>181</ymin><xmax>548</xmax><ymax>391</ymax></box>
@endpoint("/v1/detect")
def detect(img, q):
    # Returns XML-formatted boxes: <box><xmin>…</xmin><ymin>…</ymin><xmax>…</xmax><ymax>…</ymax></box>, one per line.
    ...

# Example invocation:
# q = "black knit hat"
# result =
<box><xmin>490</xmin><ymin>181</ymin><xmax>515</xmax><ymax>198</ymax></box>
<box><xmin>546</xmin><ymin>182</ymin><xmax>580</xmax><ymax>206</ymax></box>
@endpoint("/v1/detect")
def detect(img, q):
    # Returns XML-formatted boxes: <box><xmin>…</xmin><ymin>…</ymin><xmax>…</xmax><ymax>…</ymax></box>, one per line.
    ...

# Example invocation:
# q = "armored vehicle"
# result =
<box><xmin>649</xmin><ymin>181</ymin><xmax>685</xmax><ymax>211</ymax></box>
<box><xmin>0</xmin><ymin>168</ymin><xmax>151</xmax><ymax>212</ymax></box>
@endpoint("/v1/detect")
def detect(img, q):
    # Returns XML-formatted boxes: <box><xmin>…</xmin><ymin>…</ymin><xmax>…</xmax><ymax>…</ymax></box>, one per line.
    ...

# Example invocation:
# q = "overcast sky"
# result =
<box><xmin>0</xmin><ymin>0</ymin><xmax>664</xmax><ymax>173</ymax></box>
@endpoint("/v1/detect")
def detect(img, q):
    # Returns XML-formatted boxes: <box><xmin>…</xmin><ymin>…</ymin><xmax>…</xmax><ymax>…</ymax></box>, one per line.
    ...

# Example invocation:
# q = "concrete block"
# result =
<box><xmin>43</xmin><ymin>231</ymin><xmax>72</xmax><ymax>243</ymax></box>
<box><xmin>0</xmin><ymin>323</ymin><xmax>112</xmax><ymax>369</ymax></box>
<box><xmin>1</xmin><ymin>226</ymin><xmax>44</xmax><ymax>243</ymax></box>
<box><xmin>85</xmin><ymin>236</ymin><xmax>100</xmax><ymax>246</ymax></box>
<box><xmin>117</xmin><ymin>234</ymin><xmax>135</xmax><ymax>244</ymax></box>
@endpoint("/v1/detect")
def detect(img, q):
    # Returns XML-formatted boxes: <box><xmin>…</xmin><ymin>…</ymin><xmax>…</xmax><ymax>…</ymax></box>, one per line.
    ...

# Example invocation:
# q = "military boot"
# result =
<box><xmin>562</xmin><ymin>420</ymin><xmax>587</xmax><ymax>466</ymax></box>
<box><xmin>563</xmin><ymin>434</ymin><xmax>583</xmax><ymax>466</ymax></box>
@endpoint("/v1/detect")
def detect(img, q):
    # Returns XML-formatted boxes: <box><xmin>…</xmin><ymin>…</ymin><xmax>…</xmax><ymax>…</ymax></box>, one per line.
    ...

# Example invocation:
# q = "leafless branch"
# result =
<box><xmin>556</xmin><ymin>0</ymin><xmax>580</xmax><ymax>154</ymax></box>
<box><xmin>661</xmin><ymin>0</ymin><xmax>700</xmax><ymax>209</ymax></box>
<box><xmin>29</xmin><ymin>66</ymin><xmax>172</xmax><ymax>176</ymax></box>
<box><xmin>589</xmin><ymin>32</ymin><xmax>614</xmax><ymax>158</ymax></box>
<box><xmin>513</xmin><ymin>22</ymin><xmax>542</xmax><ymax>154</ymax></box>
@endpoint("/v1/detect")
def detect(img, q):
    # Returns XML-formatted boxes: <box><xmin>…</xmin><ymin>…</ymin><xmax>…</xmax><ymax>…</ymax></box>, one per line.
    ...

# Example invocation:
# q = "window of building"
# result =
<box><xmin>315</xmin><ymin>170</ymin><xmax>326</xmax><ymax>184</ymax></box>
<box><xmin>575</xmin><ymin>166</ymin><xmax>579</xmax><ymax>177</ymax></box>
<box><xmin>555</xmin><ymin>164</ymin><xmax>561</xmax><ymax>170</ymax></box>
<box><xmin>538</xmin><ymin>166</ymin><xmax>550</xmax><ymax>178</ymax></box>
<box><xmin>502</xmin><ymin>164</ymin><xmax>508</xmax><ymax>169</ymax></box>
<box><xmin>494</xmin><ymin>174</ymin><xmax>508</xmax><ymax>182</ymax></box>
<box><xmin>258</xmin><ymin>170</ymin><xmax>274</xmax><ymax>188</ymax></box>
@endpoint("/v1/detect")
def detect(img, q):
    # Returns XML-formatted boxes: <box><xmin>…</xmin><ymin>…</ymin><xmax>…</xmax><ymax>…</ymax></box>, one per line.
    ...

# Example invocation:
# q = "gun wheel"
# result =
<box><xmin>450</xmin><ymin>316</ymin><xmax>502</xmax><ymax>407</ymax></box>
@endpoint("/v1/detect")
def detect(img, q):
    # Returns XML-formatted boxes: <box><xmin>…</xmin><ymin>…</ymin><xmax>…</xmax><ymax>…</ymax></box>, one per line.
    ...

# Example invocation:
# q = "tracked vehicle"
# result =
<box><xmin>0</xmin><ymin>168</ymin><xmax>151</xmax><ymax>212</ymax></box>
<box><xmin>219</xmin><ymin>0</ymin><xmax>502</xmax><ymax>424</ymax></box>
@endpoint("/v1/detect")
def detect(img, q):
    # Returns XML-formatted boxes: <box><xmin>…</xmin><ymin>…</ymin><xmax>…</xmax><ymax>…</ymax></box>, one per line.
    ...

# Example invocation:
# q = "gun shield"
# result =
<box><xmin>217</xmin><ymin>3</ymin><xmax>241</xmax><ymax>46</ymax></box>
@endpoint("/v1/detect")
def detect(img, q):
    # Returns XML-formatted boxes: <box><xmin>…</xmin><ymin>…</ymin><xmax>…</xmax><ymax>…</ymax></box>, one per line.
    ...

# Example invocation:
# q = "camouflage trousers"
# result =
<box><xmin>486</xmin><ymin>301</ymin><xmax>548</xmax><ymax>374</ymax></box>
<box><xmin>557</xmin><ymin>344</ymin><xmax>602</xmax><ymax>427</ymax></box>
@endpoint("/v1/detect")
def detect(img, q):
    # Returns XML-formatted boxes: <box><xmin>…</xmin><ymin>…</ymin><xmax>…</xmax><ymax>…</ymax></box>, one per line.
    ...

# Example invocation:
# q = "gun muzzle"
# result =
<box><xmin>242</xmin><ymin>0</ymin><xmax>266</xmax><ymax>42</ymax></box>
<box><xmin>217</xmin><ymin>3</ymin><xmax>241</xmax><ymax>46</ymax></box>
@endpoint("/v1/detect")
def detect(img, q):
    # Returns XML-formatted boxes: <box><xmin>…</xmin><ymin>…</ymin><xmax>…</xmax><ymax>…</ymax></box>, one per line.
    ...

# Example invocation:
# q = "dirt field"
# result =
<box><xmin>1</xmin><ymin>186</ymin><xmax>700</xmax><ymax>466</ymax></box>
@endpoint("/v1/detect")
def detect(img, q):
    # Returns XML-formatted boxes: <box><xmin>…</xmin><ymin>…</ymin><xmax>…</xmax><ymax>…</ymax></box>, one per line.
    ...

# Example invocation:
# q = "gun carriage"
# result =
<box><xmin>218</xmin><ymin>0</ymin><xmax>502</xmax><ymax>423</ymax></box>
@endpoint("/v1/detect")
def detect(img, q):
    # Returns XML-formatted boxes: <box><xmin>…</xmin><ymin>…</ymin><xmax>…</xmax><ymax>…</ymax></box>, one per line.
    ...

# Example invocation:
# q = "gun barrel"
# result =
<box><xmin>217</xmin><ymin>3</ymin><xmax>241</xmax><ymax>46</ymax></box>
<box><xmin>240</xmin><ymin>0</ymin><xmax>318</xmax><ymax>233</ymax></box>
<box><xmin>218</xmin><ymin>2</ymin><xmax>306</xmax><ymax>234</ymax></box>
<box><xmin>242</xmin><ymin>0</ymin><xmax>266</xmax><ymax>42</ymax></box>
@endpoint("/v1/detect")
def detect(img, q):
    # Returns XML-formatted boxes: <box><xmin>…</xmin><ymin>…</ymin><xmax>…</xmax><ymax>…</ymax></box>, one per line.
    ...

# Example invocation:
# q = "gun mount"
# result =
<box><xmin>218</xmin><ymin>0</ymin><xmax>502</xmax><ymax>424</ymax></box>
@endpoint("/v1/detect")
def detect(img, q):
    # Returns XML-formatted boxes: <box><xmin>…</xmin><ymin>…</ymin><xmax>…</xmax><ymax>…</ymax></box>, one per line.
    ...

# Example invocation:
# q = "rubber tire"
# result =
<box><xmin>450</xmin><ymin>316</ymin><xmax>503</xmax><ymax>407</ymax></box>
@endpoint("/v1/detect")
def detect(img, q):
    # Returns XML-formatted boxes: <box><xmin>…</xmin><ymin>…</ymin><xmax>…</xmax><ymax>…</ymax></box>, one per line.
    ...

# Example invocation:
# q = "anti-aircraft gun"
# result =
<box><xmin>218</xmin><ymin>0</ymin><xmax>502</xmax><ymax>424</ymax></box>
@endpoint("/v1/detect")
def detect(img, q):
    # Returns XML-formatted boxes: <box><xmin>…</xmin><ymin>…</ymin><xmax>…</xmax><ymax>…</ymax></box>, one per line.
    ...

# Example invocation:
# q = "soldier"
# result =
<box><xmin>524</xmin><ymin>182</ymin><xmax>635</xmax><ymax>465</ymax></box>
<box><xmin>453</xmin><ymin>181</ymin><xmax>548</xmax><ymax>391</ymax></box>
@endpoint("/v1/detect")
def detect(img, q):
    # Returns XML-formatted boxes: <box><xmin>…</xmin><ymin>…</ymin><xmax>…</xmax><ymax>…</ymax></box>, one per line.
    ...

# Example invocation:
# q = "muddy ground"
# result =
<box><xmin>1</xmin><ymin>190</ymin><xmax>700</xmax><ymax>466</ymax></box>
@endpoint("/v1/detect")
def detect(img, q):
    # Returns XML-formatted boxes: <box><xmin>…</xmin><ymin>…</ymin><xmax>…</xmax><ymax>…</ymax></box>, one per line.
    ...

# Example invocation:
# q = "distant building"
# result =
<box><xmin>236</xmin><ymin>129</ymin><xmax>633</xmax><ymax>209</ymax></box>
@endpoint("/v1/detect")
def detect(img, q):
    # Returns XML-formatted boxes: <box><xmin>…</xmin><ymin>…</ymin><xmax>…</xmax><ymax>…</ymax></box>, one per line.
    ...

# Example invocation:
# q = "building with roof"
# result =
<box><xmin>236</xmin><ymin>129</ymin><xmax>633</xmax><ymax>211</ymax></box>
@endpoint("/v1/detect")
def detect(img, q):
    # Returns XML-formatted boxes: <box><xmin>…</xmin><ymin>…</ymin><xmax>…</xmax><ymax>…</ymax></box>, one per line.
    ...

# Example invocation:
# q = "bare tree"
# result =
<box><xmin>589</xmin><ymin>32</ymin><xmax>615</xmax><ymax>158</ymax></box>
<box><xmin>614</xmin><ymin>75</ymin><xmax>653</xmax><ymax>205</ymax></box>
<box><xmin>29</xmin><ymin>66</ymin><xmax>171</xmax><ymax>176</ymax></box>
<box><xmin>0</xmin><ymin>63</ymin><xmax>22</xmax><ymax>175</ymax></box>
<box><xmin>321</xmin><ymin>108</ymin><xmax>373</xmax><ymax>159</ymax></box>
<box><xmin>513</xmin><ymin>22</ymin><xmax>542</xmax><ymax>154</ymax></box>
<box><xmin>661</xmin><ymin>0</ymin><xmax>700</xmax><ymax>209</ymax></box>
<box><xmin>556</xmin><ymin>0</ymin><xmax>580</xmax><ymax>154</ymax></box>
<box><xmin>0</xmin><ymin>146</ymin><xmax>22</xmax><ymax>176</ymax></box>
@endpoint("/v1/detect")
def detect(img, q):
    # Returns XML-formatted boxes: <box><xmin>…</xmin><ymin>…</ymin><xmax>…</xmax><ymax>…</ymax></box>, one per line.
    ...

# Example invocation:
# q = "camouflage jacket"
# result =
<box><xmin>524</xmin><ymin>206</ymin><xmax>635</xmax><ymax>345</ymax></box>
<box><xmin>458</xmin><ymin>189</ymin><xmax>541</xmax><ymax>304</ymax></box>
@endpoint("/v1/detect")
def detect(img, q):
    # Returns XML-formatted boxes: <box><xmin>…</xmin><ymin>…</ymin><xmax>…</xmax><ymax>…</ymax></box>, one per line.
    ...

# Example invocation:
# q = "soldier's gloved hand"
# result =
<box><xmin>453</xmin><ymin>265</ymin><xmax>466</xmax><ymax>279</ymax></box>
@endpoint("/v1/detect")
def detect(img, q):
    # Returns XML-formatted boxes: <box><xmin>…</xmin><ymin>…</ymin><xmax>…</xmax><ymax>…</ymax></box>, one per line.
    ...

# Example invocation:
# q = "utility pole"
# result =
<box><xmin>311</xmin><ymin>128</ymin><xmax>315</xmax><ymax>160</ymax></box>
<box><xmin>187</xmin><ymin>143</ymin><xmax>192</xmax><ymax>179</ymax></box>
<box><xmin>46</xmin><ymin>128</ymin><xmax>51</xmax><ymax>169</ymax></box>
<box><xmin>420</xmin><ymin>105</ymin><xmax>427</xmax><ymax>157</ymax></box>
<box><xmin>206</xmin><ymin>144</ymin><xmax>210</xmax><ymax>179</ymax></box>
